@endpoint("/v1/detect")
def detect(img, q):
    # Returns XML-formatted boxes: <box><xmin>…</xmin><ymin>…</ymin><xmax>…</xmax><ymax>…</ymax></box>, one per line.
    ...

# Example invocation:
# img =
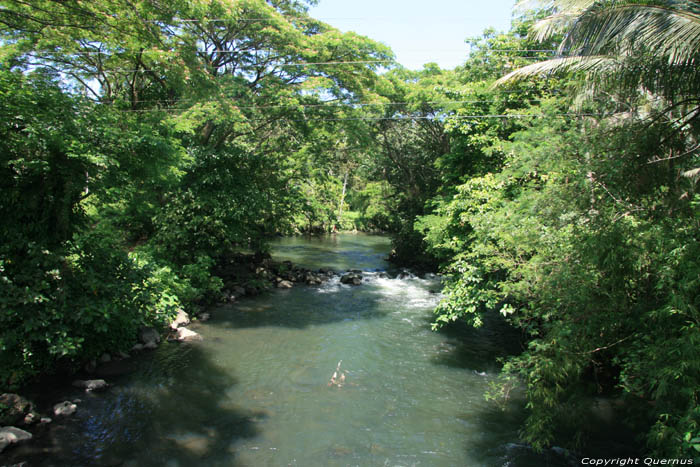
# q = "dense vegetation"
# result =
<box><xmin>2</xmin><ymin>0</ymin><xmax>699</xmax><ymax>458</ymax></box>
<box><xmin>0</xmin><ymin>0</ymin><xmax>393</xmax><ymax>387</ymax></box>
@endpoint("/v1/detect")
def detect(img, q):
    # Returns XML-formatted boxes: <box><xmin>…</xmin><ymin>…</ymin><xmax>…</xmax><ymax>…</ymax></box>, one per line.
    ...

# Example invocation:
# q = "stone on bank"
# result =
<box><xmin>174</xmin><ymin>327</ymin><xmax>202</xmax><ymax>342</ymax></box>
<box><xmin>0</xmin><ymin>394</ymin><xmax>32</xmax><ymax>426</ymax></box>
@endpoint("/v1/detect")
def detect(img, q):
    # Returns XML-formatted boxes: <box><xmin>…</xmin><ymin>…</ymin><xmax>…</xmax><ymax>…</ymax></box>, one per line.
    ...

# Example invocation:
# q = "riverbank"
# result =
<box><xmin>0</xmin><ymin>246</ymin><xmax>389</xmax><ymax>459</ymax></box>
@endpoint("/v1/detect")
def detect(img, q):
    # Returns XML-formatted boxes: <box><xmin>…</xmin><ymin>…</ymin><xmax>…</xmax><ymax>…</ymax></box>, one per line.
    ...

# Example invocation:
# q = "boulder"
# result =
<box><xmin>53</xmin><ymin>401</ymin><xmax>77</xmax><ymax>417</ymax></box>
<box><xmin>0</xmin><ymin>394</ymin><xmax>32</xmax><ymax>426</ymax></box>
<box><xmin>22</xmin><ymin>412</ymin><xmax>38</xmax><ymax>426</ymax></box>
<box><xmin>175</xmin><ymin>327</ymin><xmax>203</xmax><ymax>342</ymax></box>
<box><xmin>277</xmin><ymin>280</ymin><xmax>294</xmax><ymax>289</ymax></box>
<box><xmin>0</xmin><ymin>426</ymin><xmax>32</xmax><ymax>453</ymax></box>
<box><xmin>397</xmin><ymin>269</ymin><xmax>415</xmax><ymax>280</ymax></box>
<box><xmin>72</xmin><ymin>379</ymin><xmax>109</xmax><ymax>392</ymax></box>
<box><xmin>305</xmin><ymin>273</ymin><xmax>322</xmax><ymax>285</ymax></box>
<box><xmin>231</xmin><ymin>285</ymin><xmax>246</xmax><ymax>298</ymax></box>
<box><xmin>340</xmin><ymin>273</ymin><xmax>363</xmax><ymax>286</ymax></box>
<box><xmin>169</xmin><ymin>308</ymin><xmax>190</xmax><ymax>330</ymax></box>
<box><xmin>254</xmin><ymin>267</ymin><xmax>271</xmax><ymax>279</ymax></box>
<box><xmin>138</xmin><ymin>327</ymin><xmax>160</xmax><ymax>346</ymax></box>
<box><xmin>290</xmin><ymin>273</ymin><xmax>302</xmax><ymax>282</ymax></box>
<box><xmin>131</xmin><ymin>343</ymin><xmax>145</xmax><ymax>352</ymax></box>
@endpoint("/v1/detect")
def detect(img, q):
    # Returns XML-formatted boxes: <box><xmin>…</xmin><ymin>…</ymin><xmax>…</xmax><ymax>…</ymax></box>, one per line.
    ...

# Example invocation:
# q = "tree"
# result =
<box><xmin>497</xmin><ymin>0</ymin><xmax>700</xmax><ymax>114</ymax></box>
<box><xmin>0</xmin><ymin>0</ymin><xmax>395</xmax><ymax>388</ymax></box>
<box><xmin>425</xmin><ymin>3</ymin><xmax>700</xmax><ymax>455</ymax></box>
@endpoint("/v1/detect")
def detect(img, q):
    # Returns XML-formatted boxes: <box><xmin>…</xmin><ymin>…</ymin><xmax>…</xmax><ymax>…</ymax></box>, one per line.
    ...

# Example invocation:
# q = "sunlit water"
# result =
<box><xmin>6</xmin><ymin>234</ymin><xmax>634</xmax><ymax>466</ymax></box>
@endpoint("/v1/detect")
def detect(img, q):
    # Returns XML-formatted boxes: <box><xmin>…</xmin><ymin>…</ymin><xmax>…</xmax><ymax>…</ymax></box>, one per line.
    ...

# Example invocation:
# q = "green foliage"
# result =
<box><xmin>351</xmin><ymin>182</ymin><xmax>399</xmax><ymax>232</ymax></box>
<box><xmin>0</xmin><ymin>69</ymin><xmax>88</xmax><ymax>247</ymax></box>
<box><xmin>425</xmin><ymin>96</ymin><xmax>700</xmax><ymax>454</ymax></box>
<box><xmin>0</xmin><ymin>229</ymin><xmax>176</xmax><ymax>389</ymax></box>
<box><xmin>150</xmin><ymin>145</ymin><xmax>297</xmax><ymax>263</ymax></box>
<box><xmin>0</xmin><ymin>0</ymin><xmax>396</xmax><ymax>390</ymax></box>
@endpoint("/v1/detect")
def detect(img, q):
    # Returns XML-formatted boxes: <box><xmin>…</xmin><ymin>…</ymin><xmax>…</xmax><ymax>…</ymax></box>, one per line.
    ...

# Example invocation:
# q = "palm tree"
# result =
<box><xmin>496</xmin><ymin>0</ymin><xmax>700</xmax><ymax>107</ymax></box>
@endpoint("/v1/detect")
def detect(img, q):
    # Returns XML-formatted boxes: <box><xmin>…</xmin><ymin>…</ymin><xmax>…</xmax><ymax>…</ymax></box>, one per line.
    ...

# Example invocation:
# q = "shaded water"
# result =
<box><xmin>5</xmin><ymin>234</ymin><xmax>630</xmax><ymax>466</ymax></box>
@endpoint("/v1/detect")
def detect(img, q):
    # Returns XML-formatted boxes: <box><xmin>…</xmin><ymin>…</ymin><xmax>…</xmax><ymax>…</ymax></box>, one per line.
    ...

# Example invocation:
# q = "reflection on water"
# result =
<box><xmin>269</xmin><ymin>234</ymin><xmax>392</xmax><ymax>272</ymax></box>
<box><xmin>5</xmin><ymin>234</ymin><xmax>633</xmax><ymax>466</ymax></box>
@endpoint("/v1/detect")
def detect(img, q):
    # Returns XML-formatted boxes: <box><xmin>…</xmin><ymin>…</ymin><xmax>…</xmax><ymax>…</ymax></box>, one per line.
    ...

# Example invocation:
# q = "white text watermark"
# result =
<box><xmin>581</xmin><ymin>459</ymin><xmax>694</xmax><ymax>466</ymax></box>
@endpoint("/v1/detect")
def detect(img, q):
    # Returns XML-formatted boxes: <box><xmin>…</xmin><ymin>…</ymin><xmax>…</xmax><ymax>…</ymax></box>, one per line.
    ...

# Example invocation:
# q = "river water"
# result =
<box><xmin>5</xmin><ymin>234</ymin><xmax>634</xmax><ymax>466</ymax></box>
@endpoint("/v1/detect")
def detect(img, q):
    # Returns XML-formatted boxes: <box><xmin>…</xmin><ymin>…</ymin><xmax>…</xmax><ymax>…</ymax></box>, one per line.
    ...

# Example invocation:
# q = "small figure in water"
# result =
<box><xmin>328</xmin><ymin>360</ymin><xmax>346</xmax><ymax>388</ymax></box>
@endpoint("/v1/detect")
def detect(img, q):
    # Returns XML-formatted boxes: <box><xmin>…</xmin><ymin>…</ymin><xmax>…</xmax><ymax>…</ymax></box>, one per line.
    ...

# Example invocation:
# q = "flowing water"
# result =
<box><xmin>5</xmin><ymin>234</ymin><xmax>634</xmax><ymax>466</ymax></box>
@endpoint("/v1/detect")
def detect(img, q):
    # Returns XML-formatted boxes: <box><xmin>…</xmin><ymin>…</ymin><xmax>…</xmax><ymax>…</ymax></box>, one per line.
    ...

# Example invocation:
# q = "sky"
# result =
<box><xmin>308</xmin><ymin>0</ymin><xmax>517</xmax><ymax>70</ymax></box>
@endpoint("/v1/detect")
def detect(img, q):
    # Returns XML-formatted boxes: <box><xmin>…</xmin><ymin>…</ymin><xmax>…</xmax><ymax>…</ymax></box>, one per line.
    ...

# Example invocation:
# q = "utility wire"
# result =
<box><xmin>112</xmin><ymin>98</ymin><xmax>544</xmax><ymax>108</ymax></box>
<box><xmin>26</xmin><ymin>56</ymin><xmax>549</xmax><ymax>74</ymax></box>
<box><xmin>144</xmin><ymin>17</ymin><xmax>530</xmax><ymax>24</ymax></box>
<box><xmin>112</xmin><ymin>111</ymin><xmax>600</xmax><ymax>120</ymax></box>
<box><xmin>144</xmin><ymin>17</ymin><xmax>367</xmax><ymax>23</ymax></box>
<box><xmin>34</xmin><ymin>49</ymin><xmax>556</xmax><ymax>55</ymax></box>
<box><xmin>25</xmin><ymin>60</ymin><xmax>394</xmax><ymax>72</ymax></box>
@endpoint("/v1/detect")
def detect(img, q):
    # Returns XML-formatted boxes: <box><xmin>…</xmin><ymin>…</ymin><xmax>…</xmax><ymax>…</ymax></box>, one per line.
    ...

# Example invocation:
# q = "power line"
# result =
<box><xmin>144</xmin><ymin>17</ymin><xmax>368</xmax><ymax>23</ymax></box>
<box><xmin>27</xmin><ymin>60</ymin><xmax>394</xmax><ymax>72</ymax></box>
<box><xmin>482</xmin><ymin>49</ymin><xmax>557</xmax><ymax>53</ymax></box>
<box><xmin>116</xmin><ymin>98</ymin><xmax>544</xmax><ymax>108</ymax></box>
<box><xmin>26</xmin><ymin>55</ymin><xmax>552</xmax><ymax>74</ymax></box>
<box><xmin>32</xmin><ymin>49</ymin><xmax>556</xmax><ymax>56</ymax></box>
<box><xmin>112</xmin><ymin>110</ymin><xmax>600</xmax><ymax>121</ymax></box>
<box><xmin>144</xmin><ymin>17</ymin><xmax>525</xmax><ymax>24</ymax></box>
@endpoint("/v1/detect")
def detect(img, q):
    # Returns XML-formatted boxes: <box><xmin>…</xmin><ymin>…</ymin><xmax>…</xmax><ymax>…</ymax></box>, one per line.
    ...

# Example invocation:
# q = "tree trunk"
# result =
<box><xmin>338</xmin><ymin>170</ymin><xmax>349</xmax><ymax>222</ymax></box>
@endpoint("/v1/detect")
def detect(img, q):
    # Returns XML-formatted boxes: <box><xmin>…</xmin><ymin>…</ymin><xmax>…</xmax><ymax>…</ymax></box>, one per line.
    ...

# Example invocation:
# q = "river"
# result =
<box><xmin>4</xmin><ymin>234</ymin><xmax>634</xmax><ymax>466</ymax></box>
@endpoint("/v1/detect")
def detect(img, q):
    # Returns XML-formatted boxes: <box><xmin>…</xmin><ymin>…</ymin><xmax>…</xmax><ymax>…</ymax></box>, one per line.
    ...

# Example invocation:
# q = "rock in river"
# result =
<box><xmin>340</xmin><ymin>273</ymin><xmax>363</xmax><ymax>286</ymax></box>
<box><xmin>175</xmin><ymin>327</ymin><xmax>203</xmax><ymax>342</ymax></box>
<box><xmin>0</xmin><ymin>426</ymin><xmax>33</xmax><ymax>453</ymax></box>
<box><xmin>169</xmin><ymin>308</ymin><xmax>190</xmax><ymax>330</ymax></box>
<box><xmin>0</xmin><ymin>394</ymin><xmax>32</xmax><ymax>426</ymax></box>
<box><xmin>53</xmin><ymin>401</ymin><xmax>77</xmax><ymax>417</ymax></box>
<box><xmin>72</xmin><ymin>379</ymin><xmax>109</xmax><ymax>392</ymax></box>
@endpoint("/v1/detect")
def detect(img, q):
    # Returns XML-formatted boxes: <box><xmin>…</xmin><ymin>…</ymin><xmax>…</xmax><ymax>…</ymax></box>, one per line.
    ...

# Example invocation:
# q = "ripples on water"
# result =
<box><xmin>6</xmin><ymin>235</ymin><xmax>633</xmax><ymax>466</ymax></box>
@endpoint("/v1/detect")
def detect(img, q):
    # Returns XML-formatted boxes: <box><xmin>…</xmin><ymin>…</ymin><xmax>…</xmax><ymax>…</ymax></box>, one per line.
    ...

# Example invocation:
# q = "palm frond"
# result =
<box><xmin>515</xmin><ymin>0</ymin><xmax>595</xmax><ymax>13</ymax></box>
<box><xmin>499</xmin><ymin>0</ymin><xmax>700</xmax><ymax>104</ymax></box>
<box><xmin>682</xmin><ymin>167</ymin><xmax>700</xmax><ymax>179</ymax></box>
<box><xmin>562</xmin><ymin>0</ymin><xmax>700</xmax><ymax>65</ymax></box>
<box><xmin>529</xmin><ymin>12</ymin><xmax>585</xmax><ymax>41</ymax></box>
<box><xmin>493</xmin><ymin>55</ymin><xmax>619</xmax><ymax>86</ymax></box>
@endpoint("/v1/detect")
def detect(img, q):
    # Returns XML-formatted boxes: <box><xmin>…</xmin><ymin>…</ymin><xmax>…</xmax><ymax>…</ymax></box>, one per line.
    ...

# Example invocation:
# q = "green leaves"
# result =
<box><xmin>499</xmin><ymin>0</ymin><xmax>700</xmax><ymax>113</ymax></box>
<box><xmin>422</xmin><ymin>54</ymin><xmax>700</xmax><ymax>454</ymax></box>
